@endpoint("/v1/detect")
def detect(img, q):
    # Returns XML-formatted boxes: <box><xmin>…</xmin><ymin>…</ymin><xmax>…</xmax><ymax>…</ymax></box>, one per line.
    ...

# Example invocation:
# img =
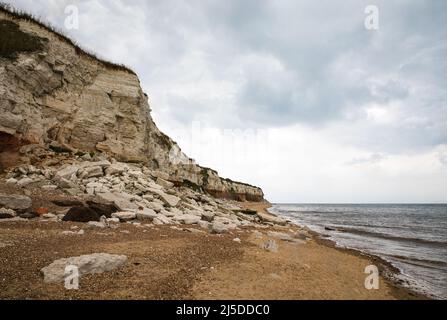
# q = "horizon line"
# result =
<box><xmin>270</xmin><ymin>202</ymin><xmax>447</xmax><ymax>205</ymax></box>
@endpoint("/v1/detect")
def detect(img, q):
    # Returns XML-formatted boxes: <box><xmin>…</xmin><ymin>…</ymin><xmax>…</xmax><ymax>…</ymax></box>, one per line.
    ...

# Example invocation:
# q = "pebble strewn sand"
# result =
<box><xmin>0</xmin><ymin>208</ymin><xmax>425</xmax><ymax>300</ymax></box>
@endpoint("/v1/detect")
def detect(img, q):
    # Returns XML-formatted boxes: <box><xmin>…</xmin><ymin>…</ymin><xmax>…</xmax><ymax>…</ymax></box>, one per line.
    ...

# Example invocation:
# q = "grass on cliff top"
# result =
<box><xmin>0</xmin><ymin>2</ymin><xmax>136</xmax><ymax>75</ymax></box>
<box><xmin>0</xmin><ymin>19</ymin><xmax>46</xmax><ymax>58</ymax></box>
<box><xmin>199</xmin><ymin>165</ymin><xmax>262</xmax><ymax>190</ymax></box>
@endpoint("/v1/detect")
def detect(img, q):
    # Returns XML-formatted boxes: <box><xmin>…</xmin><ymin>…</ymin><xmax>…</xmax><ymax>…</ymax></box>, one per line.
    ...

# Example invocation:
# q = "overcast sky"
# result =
<box><xmin>8</xmin><ymin>0</ymin><xmax>447</xmax><ymax>203</ymax></box>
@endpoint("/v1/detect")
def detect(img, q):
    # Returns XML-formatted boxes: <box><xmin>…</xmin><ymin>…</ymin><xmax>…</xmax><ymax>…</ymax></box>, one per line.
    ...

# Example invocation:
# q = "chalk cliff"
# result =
<box><xmin>0</xmin><ymin>7</ymin><xmax>264</xmax><ymax>202</ymax></box>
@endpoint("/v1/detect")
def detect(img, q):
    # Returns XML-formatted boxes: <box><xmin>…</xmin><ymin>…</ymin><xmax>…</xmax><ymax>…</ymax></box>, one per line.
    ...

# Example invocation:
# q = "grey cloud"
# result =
<box><xmin>7</xmin><ymin>0</ymin><xmax>447</xmax><ymax>152</ymax></box>
<box><xmin>233</xmin><ymin>1</ymin><xmax>446</xmax><ymax>124</ymax></box>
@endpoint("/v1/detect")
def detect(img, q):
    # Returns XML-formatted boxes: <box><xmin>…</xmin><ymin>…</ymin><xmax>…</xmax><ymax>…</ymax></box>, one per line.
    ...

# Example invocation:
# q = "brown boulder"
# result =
<box><xmin>62</xmin><ymin>206</ymin><xmax>100</xmax><ymax>222</ymax></box>
<box><xmin>86</xmin><ymin>201</ymin><xmax>119</xmax><ymax>218</ymax></box>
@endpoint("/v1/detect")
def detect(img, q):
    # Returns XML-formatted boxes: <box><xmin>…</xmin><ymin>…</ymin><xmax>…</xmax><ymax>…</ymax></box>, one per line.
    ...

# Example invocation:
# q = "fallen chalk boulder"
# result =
<box><xmin>41</xmin><ymin>253</ymin><xmax>127</xmax><ymax>283</ymax></box>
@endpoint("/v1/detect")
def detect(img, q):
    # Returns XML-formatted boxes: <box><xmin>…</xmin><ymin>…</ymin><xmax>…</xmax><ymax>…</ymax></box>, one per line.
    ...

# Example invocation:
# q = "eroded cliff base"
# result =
<box><xmin>0</xmin><ymin>145</ymin><xmax>277</xmax><ymax>227</ymax></box>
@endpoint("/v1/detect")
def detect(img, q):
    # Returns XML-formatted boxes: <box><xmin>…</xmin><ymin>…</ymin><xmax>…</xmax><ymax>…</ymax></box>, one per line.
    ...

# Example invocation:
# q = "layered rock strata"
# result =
<box><xmin>0</xmin><ymin>7</ymin><xmax>263</xmax><ymax>202</ymax></box>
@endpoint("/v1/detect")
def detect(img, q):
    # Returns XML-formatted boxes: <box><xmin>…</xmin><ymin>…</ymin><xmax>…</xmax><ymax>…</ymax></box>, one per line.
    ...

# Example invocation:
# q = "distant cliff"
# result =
<box><xmin>0</xmin><ymin>6</ymin><xmax>264</xmax><ymax>202</ymax></box>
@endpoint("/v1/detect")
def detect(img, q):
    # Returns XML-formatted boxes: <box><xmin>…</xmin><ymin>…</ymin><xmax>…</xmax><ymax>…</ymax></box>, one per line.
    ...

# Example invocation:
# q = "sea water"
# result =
<box><xmin>270</xmin><ymin>204</ymin><xmax>447</xmax><ymax>299</ymax></box>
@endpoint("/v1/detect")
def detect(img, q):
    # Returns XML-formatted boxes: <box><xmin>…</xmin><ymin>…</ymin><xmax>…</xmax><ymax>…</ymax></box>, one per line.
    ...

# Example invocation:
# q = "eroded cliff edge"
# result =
<box><xmin>0</xmin><ymin>7</ymin><xmax>264</xmax><ymax>202</ymax></box>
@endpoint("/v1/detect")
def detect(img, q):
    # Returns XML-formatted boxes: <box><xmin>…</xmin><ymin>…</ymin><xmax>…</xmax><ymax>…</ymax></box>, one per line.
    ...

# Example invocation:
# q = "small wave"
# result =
<box><xmin>337</xmin><ymin>227</ymin><xmax>447</xmax><ymax>248</ymax></box>
<box><xmin>272</xmin><ymin>204</ymin><xmax>447</xmax><ymax>299</ymax></box>
<box><xmin>276</xmin><ymin>209</ymin><xmax>340</xmax><ymax>215</ymax></box>
<box><xmin>383</xmin><ymin>254</ymin><xmax>447</xmax><ymax>269</ymax></box>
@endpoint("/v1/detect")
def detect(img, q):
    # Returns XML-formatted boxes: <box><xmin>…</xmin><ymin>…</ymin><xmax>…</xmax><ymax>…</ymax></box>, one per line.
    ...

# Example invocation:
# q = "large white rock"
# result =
<box><xmin>105</xmin><ymin>163</ymin><xmax>127</xmax><ymax>176</ymax></box>
<box><xmin>162</xmin><ymin>207</ymin><xmax>182</xmax><ymax>218</ymax></box>
<box><xmin>17</xmin><ymin>177</ymin><xmax>34</xmax><ymax>187</ymax></box>
<box><xmin>58</xmin><ymin>178</ymin><xmax>78</xmax><ymax>189</ymax></box>
<box><xmin>158</xmin><ymin>192</ymin><xmax>180</xmax><ymax>207</ymax></box>
<box><xmin>0</xmin><ymin>194</ymin><xmax>32</xmax><ymax>210</ymax></box>
<box><xmin>112</xmin><ymin>211</ymin><xmax>136</xmax><ymax>221</ymax></box>
<box><xmin>152</xmin><ymin>170</ymin><xmax>170</xmax><ymax>180</ymax></box>
<box><xmin>55</xmin><ymin>165</ymin><xmax>80</xmax><ymax>180</ymax></box>
<box><xmin>174</xmin><ymin>214</ymin><xmax>201</xmax><ymax>225</ymax></box>
<box><xmin>98</xmin><ymin>192</ymin><xmax>138</xmax><ymax>211</ymax></box>
<box><xmin>6</xmin><ymin>178</ymin><xmax>18</xmax><ymax>185</ymax></box>
<box><xmin>148</xmin><ymin>182</ymin><xmax>163</xmax><ymax>191</ymax></box>
<box><xmin>81</xmin><ymin>166</ymin><xmax>104</xmax><ymax>178</ymax></box>
<box><xmin>201</xmin><ymin>211</ymin><xmax>215</xmax><ymax>222</ymax></box>
<box><xmin>41</xmin><ymin>253</ymin><xmax>127</xmax><ymax>283</ymax></box>
<box><xmin>135</xmin><ymin>208</ymin><xmax>157</xmax><ymax>221</ymax></box>
<box><xmin>211</xmin><ymin>222</ymin><xmax>229</xmax><ymax>234</ymax></box>
<box><xmin>169</xmin><ymin>207</ymin><xmax>183</xmax><ymax>215</ymax></box>
<box><xmin>183</xmin><ymin>202</ymin><xmax>203</xmax><ymax>212</ymax></box>
<box><xmin>156</xmin><ymin>177</ymin><xmax>174</xmax><ymax>189</ymax></box>
<box><xmin>257</xmin><ymin>211</ymin><xmax>287</xmax><ymax>226</ymax></box>
<box><xmin>153</xmin><ymin>215</ymin><xmax>173</xmax><ymax>225</ymax></box>
<box><xmin>142</xmin><ymin>194</ymin><xmax>154</xmax><ymax>201</ymax></box>
<box><xmin>88</xmin><ymin>221</ymin><xmax>107</xmax><ymax>228</ymax></box>
<box><xmin>146</xmin><ymin>201</ymin><xmax>164</xmax><ymax>213</ymax></box>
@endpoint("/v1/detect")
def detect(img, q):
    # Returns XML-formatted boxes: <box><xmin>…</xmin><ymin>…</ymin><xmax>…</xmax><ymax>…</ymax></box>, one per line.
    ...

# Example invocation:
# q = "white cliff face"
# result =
<box><xmin>0</xmin><ymin>10</ymin><xmax>159</xmax><ymax>163</ymax></box>
<box><xmin>0</xmin><ymin>9</ymin><xmax>264</xmax><ymax>202</ymax></box>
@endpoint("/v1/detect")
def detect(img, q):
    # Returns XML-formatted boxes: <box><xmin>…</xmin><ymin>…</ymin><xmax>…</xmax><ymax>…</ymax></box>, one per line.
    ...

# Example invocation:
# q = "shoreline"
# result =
<box><xmin>309</xmin><ymin>230</ymin><xmax>430</xmax><ymax>300</ymax></box>
<box><xmin>0</xmin><ymin>185</ymin><xmax>432</xmax><ymax>300</ymax></box>
<box><xmin>262</xmin><ymin>203</ymin><xmax>431</xmax><ymax>300</ymax></box>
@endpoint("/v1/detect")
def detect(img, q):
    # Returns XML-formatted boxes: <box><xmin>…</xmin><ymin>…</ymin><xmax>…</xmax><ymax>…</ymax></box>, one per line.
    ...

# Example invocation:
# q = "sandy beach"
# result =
<box><xmin>0</xmin><ymin>1</ymin><xmax>443</xmax><ymax>303</ymax></box>
<box><xmin>0</xmin><ymin>197</ymin><xmax>426</xmax><ymax>300</ymax></box>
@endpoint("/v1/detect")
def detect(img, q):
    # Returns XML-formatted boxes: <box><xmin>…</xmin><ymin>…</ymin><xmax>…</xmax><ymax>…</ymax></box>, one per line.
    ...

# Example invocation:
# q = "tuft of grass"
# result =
<box><xmin>0</xmin><ymin>2</ymin><xmax>136</xmax><ymax>74</ymax></box>
<box><xmin>222</xmin><ymin>176</ymin><xmax>260</xmax><ymax>189</ymax></box>
<box><xmin>198</xmin><ymin>165</ymin><xmax>261</xmax><ymax>190</ymax></box>
<box><xmin>0</xmin><ymin>19</ymin><xmax>46</xmax><ymax>58</ymax></box>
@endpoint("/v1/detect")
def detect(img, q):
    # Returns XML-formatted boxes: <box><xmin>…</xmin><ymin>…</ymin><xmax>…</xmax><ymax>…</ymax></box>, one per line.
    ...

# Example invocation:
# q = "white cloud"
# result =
<box><xmin>365</xmin><ymin>105</ymin><xmax>396</xmax><ymax>124</ymax></box>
